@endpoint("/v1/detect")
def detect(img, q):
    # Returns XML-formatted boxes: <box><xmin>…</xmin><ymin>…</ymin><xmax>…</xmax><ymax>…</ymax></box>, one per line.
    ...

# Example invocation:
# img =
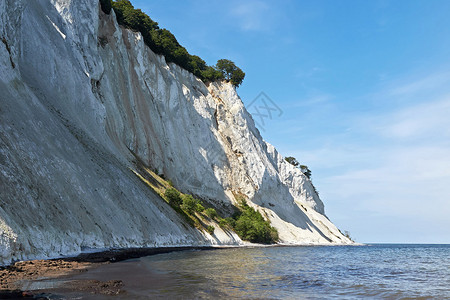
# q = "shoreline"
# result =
<box><xmin>0</xmin><ymin>243</ymin><xmax>359</xmax><ymax>298</ymax></box>
<box><xmin>0</xmin><ymin>246</ymin><xmax>218</xmax><ymax>298</ymax></box>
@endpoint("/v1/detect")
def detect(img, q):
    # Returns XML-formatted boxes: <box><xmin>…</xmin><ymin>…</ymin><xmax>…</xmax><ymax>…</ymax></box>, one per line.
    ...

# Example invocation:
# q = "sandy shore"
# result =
<box><xmin>0</xmin><ymin>246</ymin><xmax>216</xmax><ymax>298</ymax></box>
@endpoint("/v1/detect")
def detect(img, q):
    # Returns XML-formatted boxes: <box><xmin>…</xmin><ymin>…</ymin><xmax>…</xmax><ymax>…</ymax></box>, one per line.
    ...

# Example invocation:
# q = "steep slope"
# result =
<box><xmin>0</xmin><ymin>0</ymin><xmax>351</xmax><ymax>265</ymax></box>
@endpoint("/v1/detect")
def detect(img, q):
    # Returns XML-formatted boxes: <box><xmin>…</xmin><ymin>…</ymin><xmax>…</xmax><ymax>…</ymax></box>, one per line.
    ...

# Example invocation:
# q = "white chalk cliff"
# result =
<box><xmin>0</xmin><ymin>0</ymin><xmax>352</xmax><ymax>265</ymax></box>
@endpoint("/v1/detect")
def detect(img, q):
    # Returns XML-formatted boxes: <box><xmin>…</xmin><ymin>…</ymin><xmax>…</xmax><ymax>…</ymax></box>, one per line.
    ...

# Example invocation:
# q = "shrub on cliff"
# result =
<box><xmin>219</xmin><ymin>217</ymin><xmax>235</xmax><ymax>229</ymax></box>
<box><xmin>205</xmin><ymin>208</ymin><xmax>218</xmax><ymax>219</ymax></box>
<box><xmin>285</xmin><ymin>156</ymin><xmax>299</xmax><ymax>167</ymax></box>
<box><xmin>165</xmin><ymin>188</ymin><xmax>182</xmax><ymax>206</ymax></box>
<box><xmin>162</xmin><ymin>185</ymin><xmax>277</xmax><ymax>244</ymax></box>
<box><xmin>206</xmin><ymin>225</ymin><xmax>215</xmax><ymax>235</ymax></box>
<box><xmin>181</xmin><ymin>194</ymin><xmax>195</xmax><ymax>213</ymax></box>
<box><xmin>233</xmin><ymin>201</ymin><xmax>278</xmax><ymax>244</ymax></box>
<box><xmin>299</xmin><ymin>165</ymin><xmax>312</xmax><ymax>179</ymax></box>
<box><xmin>195</xmin><ymin>202</ymin><xmax>205</xmax><ymax>213</ymax></box>
<box><xmin>285</xmin><ymin>156</ymin><xmax>312</xmax><ymax>179</ymax></box>
<box><xmin>181</xmin><ymin>194</ymin><xmax>204</xmax><ymax>213</ymax></box>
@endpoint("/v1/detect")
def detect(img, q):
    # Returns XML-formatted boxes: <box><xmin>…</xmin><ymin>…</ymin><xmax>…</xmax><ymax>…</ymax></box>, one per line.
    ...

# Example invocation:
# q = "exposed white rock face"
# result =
<box><xmin>0</xmin><ymin>0</ymin><xmax>351</xmax><ymax>265</ymax></box>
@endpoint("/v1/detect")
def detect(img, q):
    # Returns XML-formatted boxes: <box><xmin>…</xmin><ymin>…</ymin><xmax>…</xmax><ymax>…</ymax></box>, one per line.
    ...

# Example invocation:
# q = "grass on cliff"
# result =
<box><xmin>131</xmin><ymin>165</ymin><xmax>217</xmax><ymax>235</ymax></box>
<box><xmin>130</xmin><ymin>153</ymin><xmax>278</xmax><ymax>244</ymax></box>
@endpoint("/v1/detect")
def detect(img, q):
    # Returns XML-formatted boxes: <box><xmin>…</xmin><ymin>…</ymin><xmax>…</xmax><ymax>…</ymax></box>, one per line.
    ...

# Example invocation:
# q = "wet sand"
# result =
<box><xmin>0</xmin><ymin>246</ymin><xmax>215</xmax><ymax>299</ymax></box>
<box><xmin>0</xmin><ymin>259</ymin><xmax>102</xmax><ymax>298</ymax></box>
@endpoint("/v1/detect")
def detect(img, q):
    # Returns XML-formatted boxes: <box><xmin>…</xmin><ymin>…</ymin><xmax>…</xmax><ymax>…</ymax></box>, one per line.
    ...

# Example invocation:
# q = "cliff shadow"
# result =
<box><xmin>251</xmin><ymin>170</ymin><xmax>332</xmax><ymax>242</ymax></box>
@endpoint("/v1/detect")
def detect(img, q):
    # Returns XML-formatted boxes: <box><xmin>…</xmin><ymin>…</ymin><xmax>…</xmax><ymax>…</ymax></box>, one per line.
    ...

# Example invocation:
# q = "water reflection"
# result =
<box><xmin>24</xmin><ymin>245</ymin><xmax>450</xmax><ymax>299</ymax></box>
<box><xmin>140</xmin><ymin>248</ymin><xmax>287</xmax><ymax>299</ymax></box>
<box><xmin>136</xmin><ymin>245</ymin><xmax>450</xmax><ymax>299</ymax></box>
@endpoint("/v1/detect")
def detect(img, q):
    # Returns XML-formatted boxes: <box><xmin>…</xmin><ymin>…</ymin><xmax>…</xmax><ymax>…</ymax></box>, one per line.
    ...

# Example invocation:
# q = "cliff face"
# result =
<box><xmin>0</xmin><ymin>0</ymin><xmax>351</xmax><ymax>265</ymax></box>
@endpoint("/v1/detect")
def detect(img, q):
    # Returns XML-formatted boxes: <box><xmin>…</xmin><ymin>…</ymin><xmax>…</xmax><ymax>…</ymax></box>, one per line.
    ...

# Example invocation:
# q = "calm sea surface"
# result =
<box><xmin>124</xmin><ymin>244</ymin><xmax>450</xmax><ymax>299</ymax></box>
<box><xmin>38</xmin><ymin>244</ymin><xmax>450</xmax><ymax>299</ymax></box>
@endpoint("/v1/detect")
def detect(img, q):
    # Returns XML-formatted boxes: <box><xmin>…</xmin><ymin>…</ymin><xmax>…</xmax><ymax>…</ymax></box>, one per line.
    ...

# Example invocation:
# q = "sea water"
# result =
<box><xmin>34</xmin><ymin>244</ymin><xmax>450</xmax><ymax>299</ymax></box>
<box><xmin>107</xmin><ymin>244</ymin><xmax>450</xmax><ymax>299</ymax></box>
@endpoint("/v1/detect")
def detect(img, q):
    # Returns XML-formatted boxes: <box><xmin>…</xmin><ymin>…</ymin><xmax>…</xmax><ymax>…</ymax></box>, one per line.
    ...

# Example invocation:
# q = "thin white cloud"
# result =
<box><xmin>228</xmin><ymin>0</ymin><xmax>272</xmax><ymax>32</ymax></box>
<box><xmin>389</xmin><ymin>71</ymin><xmax>450</xmax><ymax>96</ymax></box>
<box><xmin>294</xmin><ymin>66</ymin><xmax>326</xmax><ymax>82</ymax></box>
<box><xmin>378</xmin><ymin>95</ymin><xmax>450</xmax><ymax>140</ymax></box>
<box><xmin>288</xmin><ymin>71</ymin><xmax>450</xmax><ymax>243</ymax></box>
<box><xmin>289</xmin><ymin>94</ymin><xmax>333</xmax><ymax>108</ymax></box>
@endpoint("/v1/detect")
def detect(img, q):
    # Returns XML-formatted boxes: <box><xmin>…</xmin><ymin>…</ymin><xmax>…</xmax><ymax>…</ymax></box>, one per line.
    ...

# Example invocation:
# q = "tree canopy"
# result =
<box><xmin>102</xmin><ymin>0</ymin><xmax>245</xmax><ymax>87</ymax></box>
<box><xmin>216</xmin><ymin>59</ymin><xmax>246</xmax><ymax>87</ymax></box>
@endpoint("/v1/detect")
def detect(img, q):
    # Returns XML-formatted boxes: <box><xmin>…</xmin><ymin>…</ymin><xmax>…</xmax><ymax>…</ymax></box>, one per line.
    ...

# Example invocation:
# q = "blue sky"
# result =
<box><xmin>131</xmin><ymin>0</ymin><xmax>450</xmax><ymax>243</ymax></box>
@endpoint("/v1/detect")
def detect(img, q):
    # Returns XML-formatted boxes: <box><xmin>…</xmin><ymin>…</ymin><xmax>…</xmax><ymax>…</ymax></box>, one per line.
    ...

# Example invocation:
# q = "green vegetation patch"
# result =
<box><xmin>232</xmin><ymin>200</ymin><xmax>279</xmax><ymax>244</ymax></box>
<box><xmin>131</xmin><ymin>163</ymin><xmax>220</xmax><ymax>234</ymax></box>
<box><xmin>206</xmin><ymin>225</ymin><xmax>215</xmax><ymax>235</ymax></box>
<box><xmin>130</xmin><ymin>153</ymin><xmax>278</xmax><ymax>244</ymax></box>
<box><xmin>205</xmin><ymin>208</ymin><xmax>218</xmax><ymax>220</ymax></box>
<box><xmin>165</xmin><ymin>188</ymin><xmax>182</xmax><ymax>206</ymax></box>
<box><xmin>181</xmin><ymin>194</ymin><xmax>205</xmax><ymax>214</ymax></box>
<box><xmin>101</xmin><ymin>0</ymin><xmax>245</xmax><ymax>86</ymax></box>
